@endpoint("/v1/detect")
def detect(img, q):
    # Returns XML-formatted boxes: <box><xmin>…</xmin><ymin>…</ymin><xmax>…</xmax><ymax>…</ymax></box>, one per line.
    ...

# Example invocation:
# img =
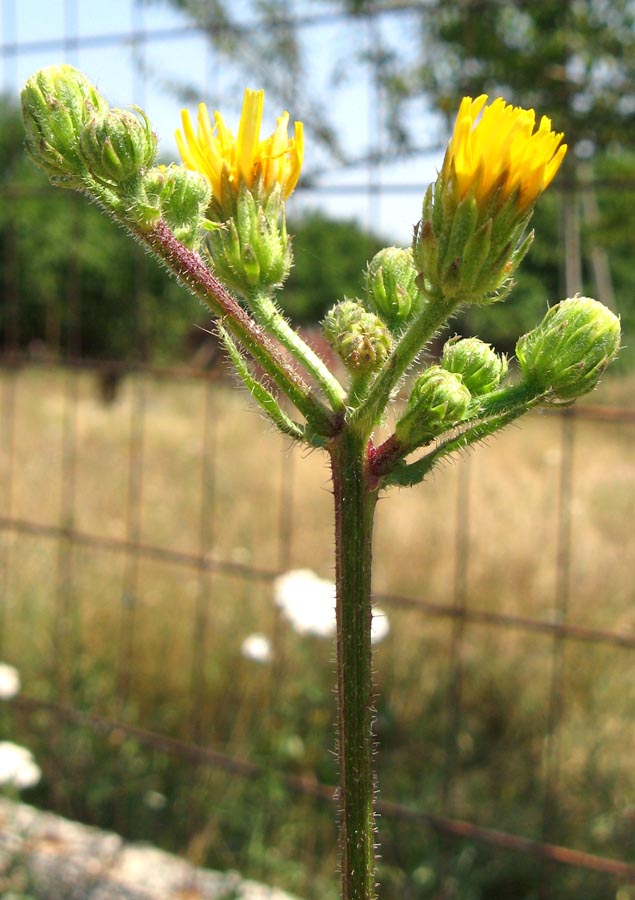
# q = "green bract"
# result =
<box><xmin>413</xmin><ymin>168</ymin><xmax>534</xmax><ymax>305</ymax></box>
<box><xmin>516</xmin><ymin>296</ymin><xmax>621</xmax><ymax>403</ymax></box>
<box><xmin>206</xmin><ymin>182</ymin><xmax>291</xmax><ymax>294</ymax></box>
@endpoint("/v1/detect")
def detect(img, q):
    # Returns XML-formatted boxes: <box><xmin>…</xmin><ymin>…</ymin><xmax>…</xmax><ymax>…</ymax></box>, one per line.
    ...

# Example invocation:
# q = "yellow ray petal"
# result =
<box><xmin>446</xmin><ymin>95</ymin><xmax>566</xmax><ymax>209</ymax></box>
<box><xmin>176</xmin><ymin>89</ymin><xmax>304</xmax><ymax>206</ymax></box>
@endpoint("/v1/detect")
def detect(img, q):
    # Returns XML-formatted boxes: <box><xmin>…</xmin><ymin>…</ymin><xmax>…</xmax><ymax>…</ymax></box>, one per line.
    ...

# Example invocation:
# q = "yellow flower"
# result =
<box><xmin>445</xmin><ymin>95</ymin><xmax>567</xmax><ymax>210</ymax></box>
<box><xmin>175</xmin><ymin>88</ymin><xmax>303</xmax><ymax>206</ymax></box>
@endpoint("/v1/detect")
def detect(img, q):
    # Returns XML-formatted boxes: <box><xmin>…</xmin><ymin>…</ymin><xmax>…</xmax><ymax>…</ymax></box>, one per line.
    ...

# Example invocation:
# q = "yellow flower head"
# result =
<box><xmin>175</xmin><ymin>88</ymin><xmax>303</xmax><ymax>206</ymax></box>
<box><xmin>445</xmin><ymin>95</ymin><xmax>567</xmax><ymax>211</ymax></box>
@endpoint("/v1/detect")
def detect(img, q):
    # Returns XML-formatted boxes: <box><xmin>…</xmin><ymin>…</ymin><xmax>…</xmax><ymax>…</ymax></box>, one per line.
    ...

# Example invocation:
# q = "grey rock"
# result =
<box><xmin>0</xmin><ymin>798</ymin><xmax>303</xmax><ymax>900</ymax></box>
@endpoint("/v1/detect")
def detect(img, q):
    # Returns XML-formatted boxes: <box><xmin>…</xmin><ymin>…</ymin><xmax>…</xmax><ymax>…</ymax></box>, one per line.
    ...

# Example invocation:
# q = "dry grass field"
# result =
<box><xmin>1</xmin><ymin>365</ymin><xmax>634</xmax><ymax>899</ymax></box>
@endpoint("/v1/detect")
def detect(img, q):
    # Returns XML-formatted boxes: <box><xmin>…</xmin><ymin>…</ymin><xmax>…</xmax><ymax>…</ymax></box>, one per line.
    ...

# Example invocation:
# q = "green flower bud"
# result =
<box><xmin>129</xmin><ymin>165</ymin><xmax>212</xmax><ymax>247</ymax></box>
<box><xmin>130</xmin><ymin>166</ymin><xmax>165</xmax><ymax>230</ymax></box>
<box><xmin>159</xmin><ymin>166</ymin><xmax>212</xmax><ymax>249</ymax></box>
<box><xmin>79</xmin><ymin>107</ymin><xmax>157</xmax><ymax>185</ymax></box>
<box><xmin>323</xmin><ymin>300</ymin><xmax>393</xmax><ymax>375</ymax></box>
<box><xmin>442</xmin><ymin>336</ymin><xmax>508</xmax><ymax>395</ymax></box>
<box><xmin>516</xmin><ymin>297</ymin><xmax>621</xmax><ymax>403</ymax></box>
<box><xmin>364</xmin><ymin>247</ymin><xmax>422</xmax><ymax>328</ymax></box>
<box><xmin>206</xmin><ymin>183</ymin><xmax>290</xmax><ymax>293</ymax></box>
<box><xmin>396</xmin><ymin>366</ymin><xmax>471</xmax><ymax>447</ymax></box>
<box><xmin>21</xmin><ymin>64</ymin><xmax>108</xmax><ymax>187</ymax></box>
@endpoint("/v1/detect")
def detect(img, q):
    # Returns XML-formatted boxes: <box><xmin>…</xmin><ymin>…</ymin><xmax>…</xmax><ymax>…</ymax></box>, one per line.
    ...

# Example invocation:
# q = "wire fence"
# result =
<box><xmin>1</xmin><ymin>2</ymin><xmax>635</xmax><ymax>898</ymax></box>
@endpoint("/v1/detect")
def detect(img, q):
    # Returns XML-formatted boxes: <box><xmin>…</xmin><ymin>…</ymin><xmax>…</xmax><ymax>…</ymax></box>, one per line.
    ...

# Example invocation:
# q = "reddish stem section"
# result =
<box><xmin>144</xmin><ymin>221</ymin><xmax>336</xmax><ymax>434</ymax></box>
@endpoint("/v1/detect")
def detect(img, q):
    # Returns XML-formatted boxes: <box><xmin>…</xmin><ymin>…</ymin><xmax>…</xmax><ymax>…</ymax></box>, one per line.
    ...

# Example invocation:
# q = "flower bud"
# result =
<box><xmin>129</xmin><ymin>165</ymin><xmax>212</xmax><ymax>247</ymax></box>
<box><xmin>364</xmin><ymin>247</ymin><xmax>422</xmax><ymax>329</ymax></box>
<box><xmin>396</xmin><ymin>366</ymin><xmax>471</xmax><ymax>447</ymax></box>
<box><xmin>516</xmin><ymin>296</ymin><xmax>621</xmax><ymax>403</ymax></box>
<box><xmin>21</xmin><ymin>64</ymin><xmax>108</xmax><ymax>187</ymax></box>
<box><xmin>412</xmin><ymin>96</ymin><xmax>566</xmax><ymax>307</ymax></box>
<box><xmin>323</xmin><ymin>300</ymin><xmax>393</xmax><ymax>375</ymax></box>
<box><xmin>442</xmin><ymin>336</ymin><xmax>508</xmax><ymax>395</ymax></box>
<box><xmin>79</xmin><ymin>107</ymin><xmax>157</xmax><ymax>185</ymax></box>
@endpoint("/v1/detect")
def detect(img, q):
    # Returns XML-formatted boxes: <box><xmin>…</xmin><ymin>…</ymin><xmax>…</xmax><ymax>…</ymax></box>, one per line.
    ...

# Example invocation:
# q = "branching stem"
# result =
<box><xmin>142</xmin><ymin>223</ymin><xmax>336</xmax><ymax>434</ymax></box>
<box><xmin>351</xmin><ymin>295</ymin><xmax>458</xmax><ymax>434</ymax></box>
<box><xmin>248</xmin><ymin>290</ymin><xmax>347</xmax><ymax>412</ymax></box>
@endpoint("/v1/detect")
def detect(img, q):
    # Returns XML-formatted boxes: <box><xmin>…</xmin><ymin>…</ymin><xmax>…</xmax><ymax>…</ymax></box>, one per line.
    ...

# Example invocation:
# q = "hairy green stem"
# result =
<box><xmin>217</xmin><ymin>324</ymin><xmax>307</xmax><ymax>442</ymax></box>
<box><xmin>330</xmin><ymin>430</ymin><xmax>379</xmax><ymax>900</ymax></box>
<box><xmin>83</xmin><ymin>179</ymin><xmax>337</xmax><ymax>435</ymax></box>
<box><xmin>143</xmin><ymin>224</ymin><xmax>337</xmax><ymax>433</ymax></box>
<box><xmin>474</xmin><ymin>381</ymin><xmax>542</xmax><ymax>418</ymax></box>
<box><xmin>248</xmin><ymin>290</ymin><xmax>347</xmax><ymax>412</ymax></box>
<box><xmin>347</xmin><ymin>372</ymin><xmax>373</xmax><ymax>410</ymax></box>
<box><xmin>351</xmin><ymin>296</ymin><xmax>458</xmax><ymax>434</ymax></box>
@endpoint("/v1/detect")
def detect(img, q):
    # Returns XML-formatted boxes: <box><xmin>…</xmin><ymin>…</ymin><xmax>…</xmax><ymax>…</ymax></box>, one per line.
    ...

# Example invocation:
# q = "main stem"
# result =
<box><xmin>331</xmin><ymin>428</ymin><xmax>379</xmax><ymax>900</ymax></box>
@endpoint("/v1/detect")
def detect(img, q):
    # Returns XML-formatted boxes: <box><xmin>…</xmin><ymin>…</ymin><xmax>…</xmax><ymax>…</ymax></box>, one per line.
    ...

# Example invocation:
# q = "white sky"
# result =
<box><xmin>2</xmin><ymin>0</ymin><xmax>446</xmax><ymax>243</ymax></box>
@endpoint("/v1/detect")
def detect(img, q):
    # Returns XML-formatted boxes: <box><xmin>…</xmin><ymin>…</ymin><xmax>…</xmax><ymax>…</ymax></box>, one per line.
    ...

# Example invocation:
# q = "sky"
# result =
<box><xmin>2</xmin><ymin>0</ymin><xmax>445</xmax><ymax>243</ymax></box>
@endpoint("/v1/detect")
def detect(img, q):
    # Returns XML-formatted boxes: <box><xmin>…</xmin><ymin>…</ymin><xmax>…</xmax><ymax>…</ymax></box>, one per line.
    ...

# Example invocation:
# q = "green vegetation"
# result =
<box><xmin>2</xmin><ymin>368</ymin><xmax>634</xmax><ymax>900</ymax></box>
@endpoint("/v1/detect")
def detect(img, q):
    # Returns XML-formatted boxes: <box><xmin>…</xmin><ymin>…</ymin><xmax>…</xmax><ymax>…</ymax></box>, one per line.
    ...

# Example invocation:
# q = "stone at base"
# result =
<box><xmin>0</xmin><ymin>797</ymin><xmax>303</xmax><ymax>900</ymax></box>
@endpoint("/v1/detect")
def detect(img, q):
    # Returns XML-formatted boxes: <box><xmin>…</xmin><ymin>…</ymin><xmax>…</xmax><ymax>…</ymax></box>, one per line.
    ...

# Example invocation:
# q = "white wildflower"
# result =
<box><xmin>274</xmin><ymin>569</ymin><xmax>336</xmax><ymax>638</ymax></box>
<box><xmin>0</xmin><ymin>741</ymin><xmax>41</xmax><ymax>789</ymax></box>
<box><xmin>143</xmin><ymin>789</ymin><xmax>167</xmax><ymax>811</ymax></box>
<box><xmin>0</xmin><ymin>663</ymin><xmax>20</xmax><ymax>700</ymax></box>
<box><xmin>371</xmin><ymin>608</ymin><xmax>390</xmax><ymax>645</ymax></box>
<box><xmin>273</xmin><ymin>569</ymin><xmax>391</xmax><ymax>643</ymax></box>
<box><xmin>241</xmin><ymin>633</ymin><xmax>272</xmax><ymax>663</ymax></box>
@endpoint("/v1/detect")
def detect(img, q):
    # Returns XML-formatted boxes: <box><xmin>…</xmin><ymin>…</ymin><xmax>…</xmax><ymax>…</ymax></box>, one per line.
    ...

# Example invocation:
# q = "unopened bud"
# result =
<box><xmin>365</xmin><ymin>247</ymin><xmax>422</xmax><ymax>328</ymax></box>
<box><xmin>442</xmin><ymin>336</ymin><xmax>508</xmax><ymax>395</ymax></box>
<box><xmin>516</xmin><ymin>296</ymin><xmax>621</xmax><ymax>402</ymax></box>
<box><xmin>323</xmin><ymin>300</ymin><xmax>392</xmax><ymax>375</ymax></box>
<box><xmin>129</xmin><ymin>165</ymin><xmax>211</xmax><ymax>246</ymax></box>
<box><xmin>396</xmin><ymin>366</ymin><xmax>471</xmax><ymax>447</ymax></box>
<box><xmin>21</xmin><ymin>64</ymin><xmax>108</xmax><ymax>187</ymax></box>
<box><xmin>80</xmin><ymin>107</ymin><xmax>157</xmax><ymax>185</ymax></box>
<box><xmin>159</xmin><ymin>166</ymin><xmax>211</xmax><ymax>249</ymax></box>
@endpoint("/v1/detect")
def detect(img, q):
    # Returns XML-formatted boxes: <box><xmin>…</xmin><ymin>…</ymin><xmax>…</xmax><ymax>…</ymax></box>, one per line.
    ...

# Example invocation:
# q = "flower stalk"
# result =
<box><xmin>246</xmin><ymin>289</ymin><xmax>347</xmax><ymax>411</ymax></box>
